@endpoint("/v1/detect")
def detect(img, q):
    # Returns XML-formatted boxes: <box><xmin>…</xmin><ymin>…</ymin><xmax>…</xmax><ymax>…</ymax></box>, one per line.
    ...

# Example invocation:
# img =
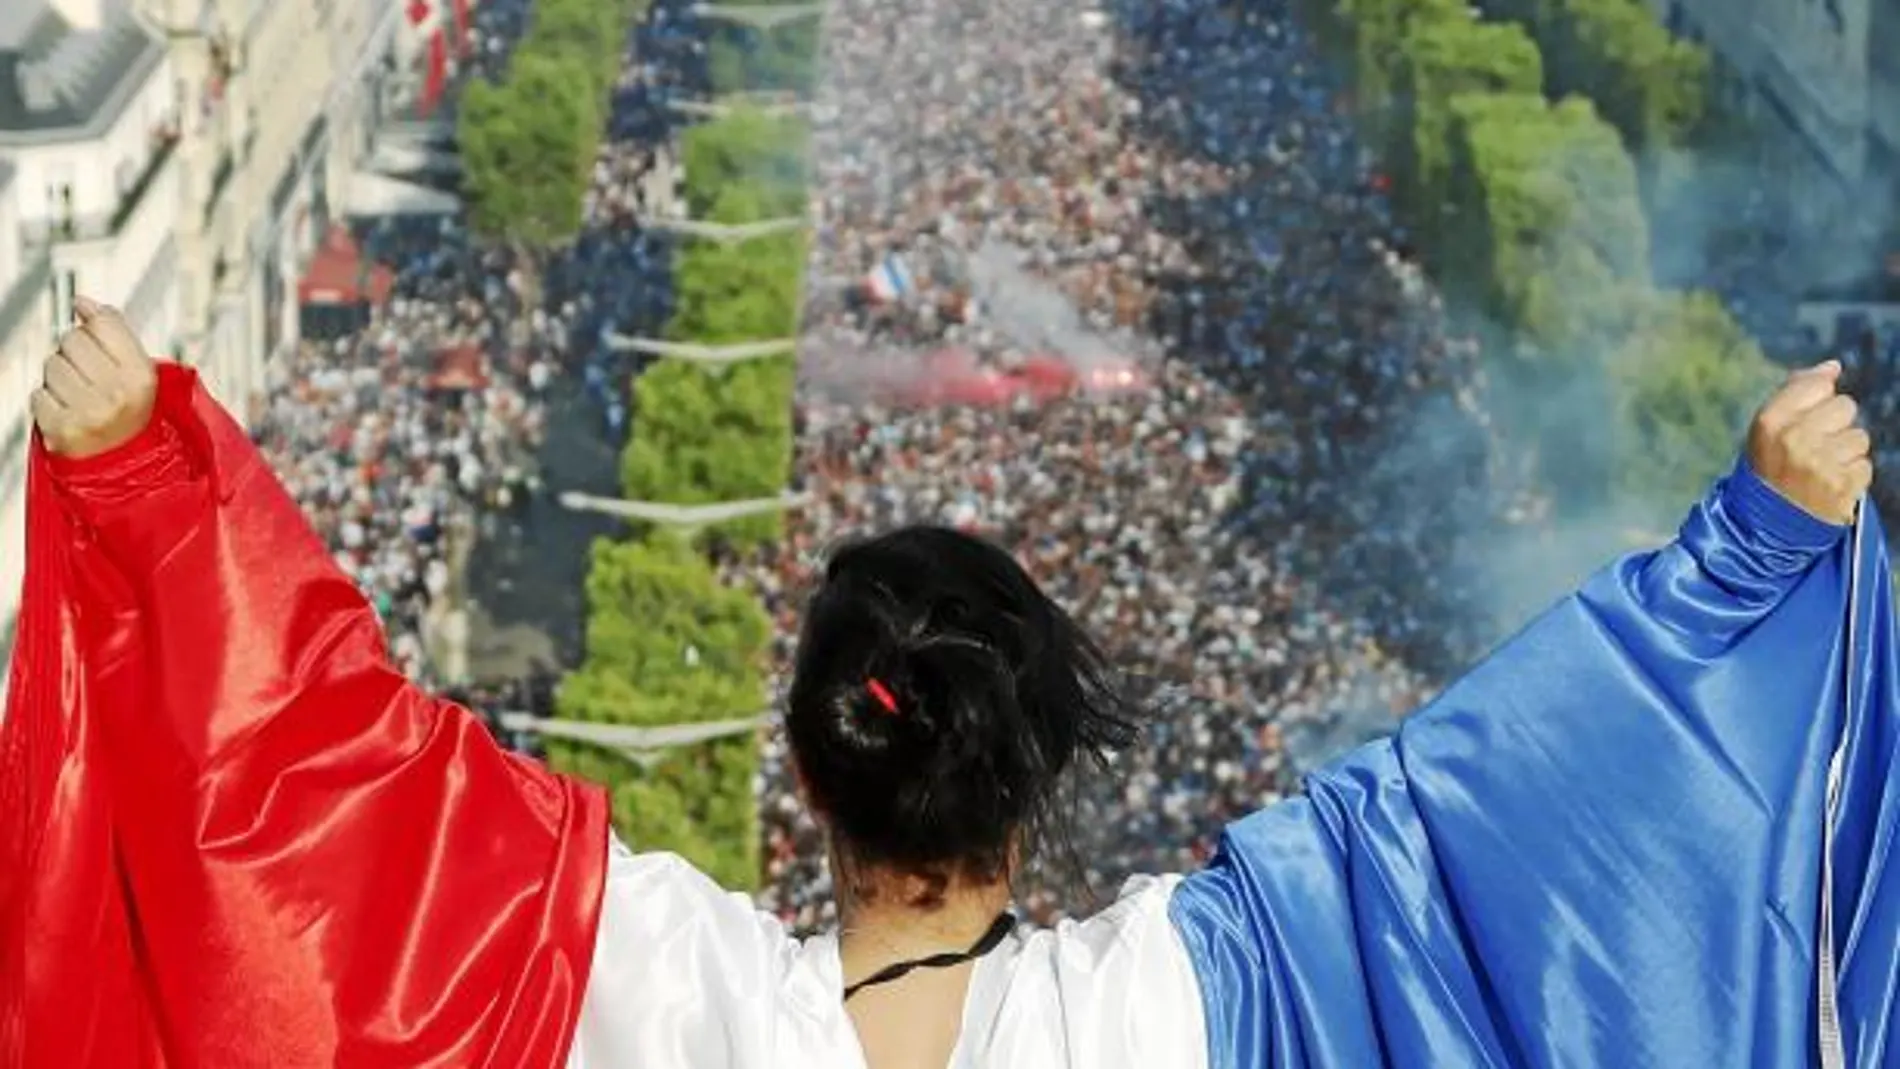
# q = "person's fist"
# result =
<box><xmin>30</xmin><ymin>296</ymin><xmax>158</xmax><ymax>460</ymax></box>
<box><xmin>1746</xmin><ymin>361</ymin><xmax>1873</xmax><ymax>525</ymax></box>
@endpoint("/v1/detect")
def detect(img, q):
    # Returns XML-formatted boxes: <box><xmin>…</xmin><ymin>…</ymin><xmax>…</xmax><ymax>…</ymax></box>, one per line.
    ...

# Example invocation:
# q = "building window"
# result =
<box><xmin>45</xmin><ymin>165</ymin><xmax>75</xmax><ymax>239</ymax></box>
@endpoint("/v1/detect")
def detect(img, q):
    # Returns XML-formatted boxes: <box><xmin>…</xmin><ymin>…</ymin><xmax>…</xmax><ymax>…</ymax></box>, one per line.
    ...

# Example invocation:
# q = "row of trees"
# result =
<box><xmin>1332</xmin><ymin>0</ymin><xmax>1774</xmax><ymax>520</ymax></box>
<box><xmin>458</xmin><ymin>0</ymin><xmax>650</xmax><ymax>246</ymax></box>
<box><xmin>554</xmin><ymin>18</ymin><xmax>820</xmax><ymax>886</ymax></box>
<box><xmin>706</xmin><ymin>5</ymin><xmax>823</xmax><ymax>95</ymax></box>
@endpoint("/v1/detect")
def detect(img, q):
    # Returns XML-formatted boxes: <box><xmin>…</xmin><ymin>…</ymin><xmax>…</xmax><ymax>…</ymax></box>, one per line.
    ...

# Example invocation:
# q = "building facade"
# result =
<box><xmin>0</xmin><ymin>0</ymin><xmax>179</xmax><ymax>678</ymax></box>
<box><xmin>138</xmin><ymin>0</ymin><xmax>410</xmax><ymax>414</ymax></box>
<box><xmin>1655</xmin><ymin>0</ymin><xmax>1893</xmax><ymax>258</ymax></box>
<box><xmin>0</xmin><ymin>0</ymin><xmax>439</xmax><ymax>678</ymax></box>
<box><xmin>0</xmin><ymin>161</ymin><xmax>57</xmax><ymax>682</ymax></box>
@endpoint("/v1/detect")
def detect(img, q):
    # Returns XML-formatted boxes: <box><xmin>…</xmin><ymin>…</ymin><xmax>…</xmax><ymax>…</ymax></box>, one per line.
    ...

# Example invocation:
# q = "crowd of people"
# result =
<box><xmin>253</xmin><ymin>0</ymin><xmax>709</xmax><ymax>694</ymax></box>
<box><xmin>250</xmin><ymin>0</ymin><xmax>566</xmax><ymax>692</ymax></box>
<box><xmin>253</xmin><ymin>0</ymin><xmax>1838</xmax><ymax>940</ymax></box>
<box><xmin>255</xmin><ymin>242</ymin><xmax>552</xmax><ymax>689</ymax></box>
<box><xmin>740</xmin><ymin>0</ymin><xmax>1538</xmax><ymax>931</ymax></box>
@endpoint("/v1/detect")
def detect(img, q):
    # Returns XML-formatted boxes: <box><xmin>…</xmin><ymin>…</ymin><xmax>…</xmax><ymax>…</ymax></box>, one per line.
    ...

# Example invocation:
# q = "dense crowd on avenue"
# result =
<box><xmin>252</xmin><ymin>0</ymin><xmax>714</xmax><ymax>695</ymax></box>
<box><xmin>251</xmin><ymin>0</ymin><xmax>573</xmax><ymax>690</ymax></box>
<box><xmin>742</xmin><ymin>0</ymin><xmax>1536</xmax><ymax>931</ymax></box>
<box><xmin>251</xmin><ymin>0</ymin><xmax>1877</xmax><ymax>941</ymax></box>
<box><xmin>255</xmin><ymin>239</ymin><xmax>551</xmax><ymax>689</ymax></box>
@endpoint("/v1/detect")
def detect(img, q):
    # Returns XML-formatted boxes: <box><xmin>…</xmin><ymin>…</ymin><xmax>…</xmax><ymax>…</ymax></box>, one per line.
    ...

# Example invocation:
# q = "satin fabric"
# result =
<box><xmin>1170</xmin><ymin>463</ymin><xmax>1899</xmax><ymax>1068</ymax></box>
<box><xmin>568</xmin><ymin>837</ymin><xmax>1209</xmax><ymax>1068</ymax></box>
<box><xmin>0</xmin><ymin>365</ymin><xmax>611</xmax><ymax>1068</ymax></box>
<box><xmin>0</xmin><ymin>411</ymin><xmax>164</xmax><ymax>1065</ymax></box>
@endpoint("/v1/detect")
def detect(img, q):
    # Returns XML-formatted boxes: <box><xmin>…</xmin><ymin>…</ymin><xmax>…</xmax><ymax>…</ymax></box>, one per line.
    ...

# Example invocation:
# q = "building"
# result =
<box><xmin>0</xmin><ymin>160</ymin><xmax>58</xmax><ymax>679</ymax></box>
<box><xmin>0</xmin><ymin>0</ymin><xmax>445</xmax><ymax>680</ymax></box>
<box><xmin>1654</xmin><ymin>0</ymin><xmax>1894</xmax><ymax>262</ymax></box>
<box><xmin>0</xmin><ymin>0</ymin><xmax>177</xmax><ymax>677</ymax></box>
<box><xmin>138</xmin><ymin>0</ymin><xmax>412</xmax><ymax>414</ymax></box>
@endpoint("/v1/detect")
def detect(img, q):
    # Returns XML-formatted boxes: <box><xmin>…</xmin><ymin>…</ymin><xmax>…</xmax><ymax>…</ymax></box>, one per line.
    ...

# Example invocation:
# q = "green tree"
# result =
<box><xmin>1441</xmin><ymin>92</ymin><xmax>1650</xmax><ymax>514</ymax></box>
<box><xmin>681</xmin><ymin>109</ymin><xmax>812</xmax><ymax>217</ymax></box>
<box><xmin>1474</xmin><ymin>0</ymin><xmax>1709</xmax><ymax>154</ymax></box>
<box><xmin>457</xmin><ymin>54</ymin><xmax>599</xmax><ymax>245</ymax></box>
<box><xmin>552</xmin><ymin>533</ymin><xmax>769</xmax><ymax>886</ymax></box>
<box><xmin>1334</xmin><ymin>0</ymin><xmax>1465</xmax><ymax>109</ymax></box>
<box><xmin>1609</xmin><ymin>291</ymin><xmax>1777</xmax><ymax>516</ymax></box>
<box><xmin>557</xmin><ymin>533</ymin><xmax>772</xmax><ymax>726</ymax></box>
<box><xmin>619</xmin><ymin>357</ymin><xmax>798</xmax><ymax>545</ymax></box>
<box><xmin>1442</xmin><ymin>92</ymin><xmax>1647</xmax><ymax>358</ymax></box>
<box><xmin>1393</xmin><ymin>15</ymin><xmax>1543</xmax><ymax>248</ymax></box>
<box><xmin>606</xmin><ymin>738</ymin><xmax>761</xmax><ymax>889</ymax></box>
<box><xmin>707</xmin><ymin>20</ymin><xmax>822</xmax><ymax>94</ymax></box>
<box><xmin>526</xmin><ymin>0</ymin><xmax>631</xmax><ymax>92</ymax></box>
<box><xmin>667</xmin><ymin>230</ymin><xmax>807</xmax><ymax>343</ymax></box>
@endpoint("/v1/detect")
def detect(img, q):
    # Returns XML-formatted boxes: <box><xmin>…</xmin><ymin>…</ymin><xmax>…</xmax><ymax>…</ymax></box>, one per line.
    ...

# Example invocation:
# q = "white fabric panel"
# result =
<box><xmin>568</xmin><ymin>836</ymin><xmax>1209</xmax><ymax>1069</ymax></box>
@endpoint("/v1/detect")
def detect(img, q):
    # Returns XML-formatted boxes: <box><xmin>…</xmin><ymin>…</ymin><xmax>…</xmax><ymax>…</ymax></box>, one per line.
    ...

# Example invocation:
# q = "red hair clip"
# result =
<box><xmin>865</xmin><ymin>677</ymin><xmax>900</xmax><ymax>716</ymax></box>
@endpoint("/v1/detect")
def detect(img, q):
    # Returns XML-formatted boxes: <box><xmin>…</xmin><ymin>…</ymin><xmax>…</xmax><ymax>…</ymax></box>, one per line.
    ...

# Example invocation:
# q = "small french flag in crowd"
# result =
<box><xmin>864</xmin><ymin>254</ymin><xmax>913</xmax><ymax>303</ymax></box>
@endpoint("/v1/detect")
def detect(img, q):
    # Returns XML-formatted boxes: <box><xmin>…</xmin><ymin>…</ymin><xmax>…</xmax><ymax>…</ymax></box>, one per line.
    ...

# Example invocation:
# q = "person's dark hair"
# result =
<box><xmin>786</xmin><ymin>525</ymin><xmax>1142</xmax><ymax>905</ymax></box>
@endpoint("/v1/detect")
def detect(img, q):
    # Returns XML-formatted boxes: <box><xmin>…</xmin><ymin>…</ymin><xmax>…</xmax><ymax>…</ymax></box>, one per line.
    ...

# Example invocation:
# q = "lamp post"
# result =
<box><xmin>601</xmin><ymin>335</ymin><xmax>798</xmax><ymax>365</ymax></box>
<box><xmin>639</xmin><ymin>216</ymin><xmax>806</xmax><ymax>243</ymax></box>
<box><xmin>558</xmin><ymin>490</ymin><xmax>813</xmax><ymax>529</ymax></box>
<box><xmin>690</xmin><ymin>2</ymin><xmax>825</xmax><ymax>28</ymax></box>
<box><xmin>494</xmin><ymin>712</ymin><xmax>766</xmax><ymax>766</ymax></box>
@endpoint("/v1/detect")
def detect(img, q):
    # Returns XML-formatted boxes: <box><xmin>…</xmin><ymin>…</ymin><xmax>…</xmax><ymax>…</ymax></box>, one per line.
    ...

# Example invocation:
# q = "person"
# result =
<box><xmin>3</xmin><ymin>302</ymin><xmax>1895</xmax><ymax>1069</ymax></box>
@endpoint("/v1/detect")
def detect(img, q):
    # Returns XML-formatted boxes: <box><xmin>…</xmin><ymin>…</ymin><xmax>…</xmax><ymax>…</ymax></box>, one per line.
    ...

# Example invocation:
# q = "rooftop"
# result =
<box><xmin>0</xmin><ymin>0</ymin><xmax>164</xmax><ymax>141</ymax></box>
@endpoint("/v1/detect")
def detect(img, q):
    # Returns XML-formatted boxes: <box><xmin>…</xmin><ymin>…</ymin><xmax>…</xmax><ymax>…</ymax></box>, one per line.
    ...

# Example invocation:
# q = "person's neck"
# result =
<box><xmin>836</xmin><ymin>877</ymin><xmax>1013</xmax><ymax>979</ymax></box>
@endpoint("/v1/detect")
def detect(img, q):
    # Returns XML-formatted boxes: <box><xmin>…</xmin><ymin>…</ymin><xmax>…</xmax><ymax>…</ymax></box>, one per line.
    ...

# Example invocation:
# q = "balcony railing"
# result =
<box><xmin>108</xmin><ymin>131</ymin><xmax>181</xmax><ymax>234</ymax></box>
<box><xmin>32</xmin><ymin>132</ymin><xmax>182</xmax><ymax>245</ymax></box>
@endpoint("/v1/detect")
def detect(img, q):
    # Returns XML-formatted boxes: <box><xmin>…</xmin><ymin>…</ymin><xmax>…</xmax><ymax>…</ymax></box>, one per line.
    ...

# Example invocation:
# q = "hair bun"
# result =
<box><xmin>785</xmin><ymin>525</ymin><xmax>1142</xmax><ymax>887</ymax></box>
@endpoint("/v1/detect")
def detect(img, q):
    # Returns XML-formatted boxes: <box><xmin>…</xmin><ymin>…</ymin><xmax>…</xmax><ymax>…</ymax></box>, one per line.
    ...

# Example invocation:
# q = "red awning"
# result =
<box><xmin>299</xmin><ymin>226</ymin><xmax>394</xmax><ymax>306</ymax></box>
<box><xmin>428</xmin><ymin>345</ymin><xmax>489</xmax><ymax>391</ymax></box>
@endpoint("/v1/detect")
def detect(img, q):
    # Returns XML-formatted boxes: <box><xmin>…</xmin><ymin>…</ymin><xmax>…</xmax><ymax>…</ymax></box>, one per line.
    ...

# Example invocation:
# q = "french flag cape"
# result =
<box><xmin>2</xmin><ymin>364</ymin><xmax>1897</xmax><ymax>1067</ymax></box>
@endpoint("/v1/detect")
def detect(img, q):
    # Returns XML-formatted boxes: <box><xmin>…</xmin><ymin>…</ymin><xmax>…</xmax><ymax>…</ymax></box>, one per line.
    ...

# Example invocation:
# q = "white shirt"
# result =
<box><xmin>568</xmin><ymin>837</ymin><xmax>1208</xmax><ymax>1068</ymax></box>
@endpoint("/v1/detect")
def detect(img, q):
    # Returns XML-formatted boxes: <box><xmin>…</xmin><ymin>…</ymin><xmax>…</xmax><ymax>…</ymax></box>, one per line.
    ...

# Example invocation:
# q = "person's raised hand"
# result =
<box><xmin>30</xmin><ymin>296</ymin><xmax>159</xmax><ymax>460</ymax></box>
<box><xmin>1746</xmin><ymin>360</ymin><xmax>1873</xmax><ymax>525</ymax></box>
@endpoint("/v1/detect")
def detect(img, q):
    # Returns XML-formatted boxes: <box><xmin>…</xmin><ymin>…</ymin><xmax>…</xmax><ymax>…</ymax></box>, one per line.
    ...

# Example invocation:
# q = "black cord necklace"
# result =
<box><xmin>841</xmin><ymin>912</ymin><xmax>1017</xmax><ymax>1002</ymax></box>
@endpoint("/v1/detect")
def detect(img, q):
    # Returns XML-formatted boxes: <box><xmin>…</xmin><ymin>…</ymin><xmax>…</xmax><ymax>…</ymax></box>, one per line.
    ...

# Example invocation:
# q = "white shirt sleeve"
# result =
<box><xmin>565</xmin><ymin>836</ymin><xmax>795</xmax><ymax>1069</ymax></box>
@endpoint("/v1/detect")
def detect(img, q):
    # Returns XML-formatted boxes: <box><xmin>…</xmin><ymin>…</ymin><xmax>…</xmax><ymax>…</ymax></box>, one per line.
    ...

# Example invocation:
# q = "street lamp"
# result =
<box><xmin>601</xmin><ymin>335</ymin><xmax>798</xmax><ymax>364</ymax></box>
<box><xmin>640</xmin><ymin>217</ymin><xmax>806</xmax><ymax>243</ymax></box>
<box><xmin>690</xmin><ymin>2</ymin><xmax>825</xmax><ymax>28</ymax></box>
<box><xmin>495</xmin><ymin>712</ymin><xmax>766</xmax><ymax>765</ymax></box>
<box><xmin>558</xmin><ymin>490</ymin><xmax>813</xmax><ymax>527</ymax></box>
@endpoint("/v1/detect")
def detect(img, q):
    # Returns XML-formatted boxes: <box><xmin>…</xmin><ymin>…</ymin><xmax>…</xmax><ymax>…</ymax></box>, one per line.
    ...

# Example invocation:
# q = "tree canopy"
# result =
<box><xmin>680</xmin><ymin>108</ymin><xmax>812</xmax><ymax>218</ymax></box>
<box><xmin>666</xmin><ymin>230</ymin><xmax>807</xmax><ymax>343</ymax></box>
<box><xmin>1475</xmin><ymin>0</ymin><xmax>1710</xmax><ymax>153</ymax></box>
<box><xmin>1333</xmin><ymin>0</ymin><xmax>1774</xmax><ymax>521</ymax></box>
<box><xmin>456</xmin><ymin>0</ymin><xmax>648</xmax><ymax>245</ymax></box>
<box><xmin>555</xmin><ymin>8</ymin><xmax>818</xmax><ymax>888</ymax></box>
<box><xmin>708</xmin><ymin>20</ymin><xmax>822</xmax><ymax>95</ymax></box>
<box><xmin>1443</xmin><ymin>92</ymin><xmax>1647</xmax><ymax>359</ymax></box>
<box><xmin>1391</xmin><ymin>15</ymin><xmax>1543</xmax><ymax>249</ymax></box>
<box><xmin>1608</xmin><ymin>291</ymin><xmax>1778</xmax><ymax>517</ymax></box>
<box><xmin>618</xmin><ymin>357</ymin><xmax>799</xmax><ymax>545</ymax></box>
<box><xmin>457</xmin><ymin>53</ymin><xmax>598</xmax><ymax>245</ymax></box>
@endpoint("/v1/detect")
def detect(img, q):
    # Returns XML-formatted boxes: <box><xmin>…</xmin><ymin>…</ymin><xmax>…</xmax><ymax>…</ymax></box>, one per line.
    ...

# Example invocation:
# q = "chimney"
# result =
<box><xmin>47</xmin><ymin>0</ymin><xmax>103</xmax><ymax>31</ymax></box>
